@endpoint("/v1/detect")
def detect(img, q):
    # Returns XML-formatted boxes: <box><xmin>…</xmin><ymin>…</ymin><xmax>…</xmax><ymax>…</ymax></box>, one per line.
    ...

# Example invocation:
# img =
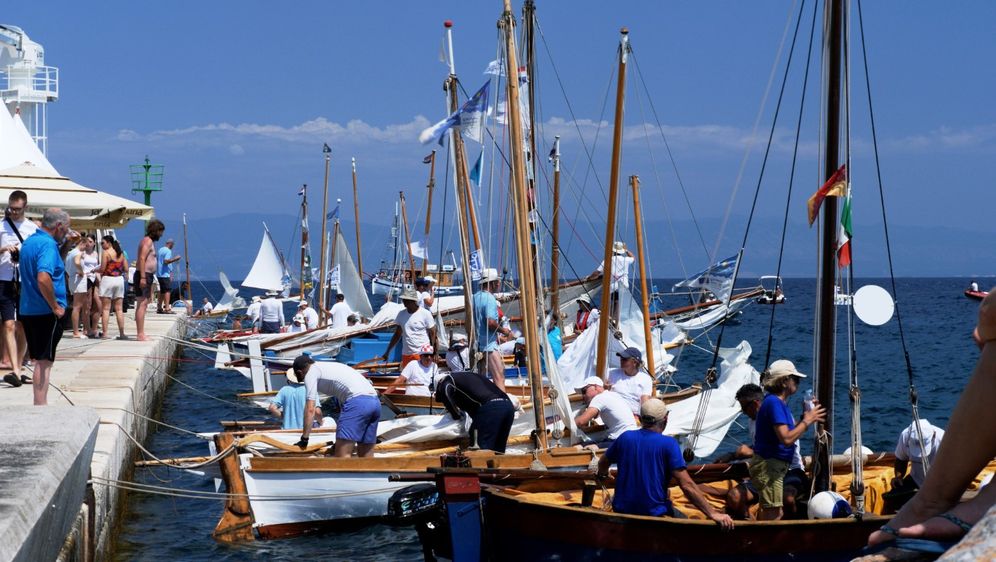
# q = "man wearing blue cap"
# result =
<box><xmin>607</xmin><ymin>346</ymin><xmax>654</xmax><ymax>415</ymax></box>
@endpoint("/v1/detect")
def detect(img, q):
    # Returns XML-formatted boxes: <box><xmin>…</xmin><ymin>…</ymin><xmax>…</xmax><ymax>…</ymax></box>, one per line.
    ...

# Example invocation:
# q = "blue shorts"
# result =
<box><xmin>337</xmin><ymin>395</ymin><xmax>381</xmax><ymax>444</ymax></box>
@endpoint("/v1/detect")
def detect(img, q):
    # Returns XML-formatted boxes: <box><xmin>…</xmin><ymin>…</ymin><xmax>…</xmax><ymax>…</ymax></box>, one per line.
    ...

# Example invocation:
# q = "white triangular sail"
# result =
<box><xmin>214</xmin><ymin>271</ymin><xmax>240</xmax><ymax>312</ymax></box>
<box><xmin>333</xmin><ymin>229</ymin><xmax>374</xmax><ymax>318</ymax></box>
<box><xmin>242</xmin><ymin>224</ymin><xmax>290</xmax><ymax>292</ymax></box>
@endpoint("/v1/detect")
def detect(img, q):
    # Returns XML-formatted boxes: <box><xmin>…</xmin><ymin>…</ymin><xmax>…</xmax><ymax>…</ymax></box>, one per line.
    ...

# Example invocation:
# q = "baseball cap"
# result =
<box><xmin>298</xmin><ymin>301</ymin><xmax>309</xmax><ymax>307</ymax></box>
<box><xmin>575</xmin><ymin>376</ymin><xmax>604</xmax><ymax>393</ymax></box>
<box><xmin>292</xmin><ymin>354</ymin><xmax>315</xmax><ymax>374</ymax></box>
<box><xmin>418</xmin><ymin>343</ymin><xmax>435</xmax><ymax>356</ymax></box>
<box><xmin>616</xmin><ymin>347</ymin><xmax>642</xmax><ymax>361</ymax></box>
<box><xmin>292</xmin><ymin>314</ymin><xmax>304</xmax><ymax>323</ymax></box>
<box><xmin>450</xmin><ymin>333</ymin><xmax>468</xmax><ymax>348</ymax></box>
<box><xmin>640</xmin><ymin>398</ymin><xmax>669</xmax><ymax>424</ymax></box>
<box><xmin>766</xmin><ymin>359</ymin><xmax>807</xmax><ymax>380</ymax></box>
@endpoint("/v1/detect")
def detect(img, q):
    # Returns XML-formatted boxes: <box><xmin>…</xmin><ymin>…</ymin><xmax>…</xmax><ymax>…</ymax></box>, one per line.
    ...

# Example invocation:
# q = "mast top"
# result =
<box><xmin>620</xmin><ymin>27</ymin><xmax>629</xmax><ymax>35</ymax></box>
<box><xmin>444</xmin><ymin>20</ymin><xmax>453</xmax><ymax>28</ymax></box>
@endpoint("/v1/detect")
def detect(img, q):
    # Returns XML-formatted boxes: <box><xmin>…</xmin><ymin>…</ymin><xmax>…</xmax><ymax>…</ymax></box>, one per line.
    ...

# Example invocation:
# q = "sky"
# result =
<box><xmin>4</xmin><ymin>1</ymin><xmax>996</xmax><ymax>281</ymax></box>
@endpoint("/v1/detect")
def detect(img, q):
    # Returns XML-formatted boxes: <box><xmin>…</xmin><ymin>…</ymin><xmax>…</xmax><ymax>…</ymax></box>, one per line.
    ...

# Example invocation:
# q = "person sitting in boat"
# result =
<box><xmin>575</xmin><ymin>293</ymin><xmax>600</xmax><ymax>333</ymax></box>
<box><xmin>246</xmin><ymin>295</ymin><xmax>262</xmax><ymax>332</ymax></box>
<box><xmin>268</xmin><ymin>368</ymin><xmax>321</xmax><ymax>430</ymax></box>
<box><xmin>416</xmin><ymin>276</ymin><xmax>435</xmax><ymax>311</ymax></box>
<box><xmin>498</xmin><ymin>330</ymin><xmax>521</xmax><ymax>356</ymax></box>
<box><xmin>192</xmin><ymin>297</ymin><xmax>213</xmax><ymax>317</ymax></box>
<box><xmin>287</xmin><ymin>314</ymin><xmax>307</xmax><ymax>333</ymax></box>
<box><xmin>970</xmin><ymin>280</ymin><xmax>979</xmax><ymax>292</ymax></box>
<box><xmin>606</xmin><ymin>347</ymin><xmax>654</xmax><ymax>415</ymax></box>
<box><xmin>889</xmin><ymin>419</ymin><xmax>945</xmax><ymax>502</ymax></box>
<box><xmin>383</xmin><ymin>344</ymin><xmax>438</xmax><ymax>396</ymax></box>
<box><xmin>434</xmin><ymin>370</ymin><xmax>515</xmax><ymax>453</ymax></box>
<box><xmin>445</xmin><ymin>333</ymin><xmax>471</xmax><ymax>372</ymax></box>
<box><xmin>574</xmin><ymin>376</ymin><xmax>639</xmax><ymax>447</ymax></box>
<box><xmin>595</xmin><ymin>398</ymin><xmax>734</xmax><ymax>529</ymax></box>
<box><xmin>587</xmin><ymin>241</ymin><xmax>634</xmax><ymax>319</ymax></box>
<box><xmin>326</xmin><ymin>294</ymin><xmax>352</xmax><ymax>330</ymax></box>
<box><xmin>259</xmin><ymin>290</ymin><xmax>283</xmax><ymax>334</ymax></box>
<box><xmin>383</xmin><ymin>288</ymin><xmax>436</xmax><ymax>368</ymax></box>
<box><xmin>750</xmin><ymin>360</ymin><xmax>826</xmax><ymax>521</ymax></box>
<box><xmin>293</xmin><ymin>355</ymin><xmax>380</xmax><ymax>458</ymax></box>
<box><xmin>346</xmin><ymin>314</ymin><xmax>359</xmax><ymax>327</ymax></box>
<box><xmin>720</xmin><ymin>383</ymin><xmax>809</xmax><ymax>519</ymax></box>
<box><xmin>298</xmin><ymin>300</ymin><xmax>319</xmax><ymax>330</ymax></box>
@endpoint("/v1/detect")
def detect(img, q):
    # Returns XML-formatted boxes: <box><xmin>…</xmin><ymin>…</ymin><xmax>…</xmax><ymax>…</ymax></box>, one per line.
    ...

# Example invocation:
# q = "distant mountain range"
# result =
<box><xmin>164</xmin><ymin>212</ymin><xmax>996</xmax><ymax>284</ymax></box>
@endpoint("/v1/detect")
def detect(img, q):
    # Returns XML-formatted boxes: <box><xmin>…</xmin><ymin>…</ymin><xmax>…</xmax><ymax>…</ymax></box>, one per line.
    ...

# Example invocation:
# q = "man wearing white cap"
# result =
<box><xmin>596</xmin><ymin>398</ymin><xmax>734</xmax><ymax>529</ymax></box>
<box><xmin>752</xmin><ymin>359</ymin><xmax>826</xmax><ymax>521</ymax></box>
<box><xmin>473</xmin><ymin>268</ymin><xmax>512</xmax><ymax>390</ymax></box>
<box><xmin>383</xmin><ymin>344</ymin><xmax>438</xmax><ymax>396</ymax></box>
<box><xmin>259</xmin><ymin>290</ymin><xmax>284</xmax><ymax>333</ymax></box>
<box><xmin>267</xmin><ymin>367</ymin><xmax>321</xmax><ymax>429</ymax></box>
<box><xmin>588</xmin><ymin>241</ymin><xmax>634</xmax><ymax>320</ymax></box>
<box><xmin>246</xmin><ymin>295</ymin><xmax>262</xmax><ymax>332</ymax></box>
<box><xmin>288</xmin><ymin>314</ymin><xmax>307</xmax><ymax>333</ymax></box>
<box><xmin>326</xmin><ymin>293</ymin><xmax>351</xmax><ymax>329</ymax></box>
<box><xmin>298</xmin><ymin>300</ymin><xmax>320</xmax><ymax>330</ymax></box>
<box><xmin>892</xmin><ymin>419</ymin><xmax>945</xmax><ymax>492</ymax></box>
<box><xmin>574</xmin><ymin>376</ymin><xmax>639</xmax><ymax>445</ymax></box>
<box><xmin>446</xmin><ymin>333</ymin><xmax>471</xmax><ymax>372</ymax></box>
<box><xmin>383</xmin><ymin>288</ymin><xmax>436</xmax><ymax>368</ymax></box>
<box><xmin>416</xmin><ymin>276</ymin><xmax>435</xmax><ymax>311</ymax></box>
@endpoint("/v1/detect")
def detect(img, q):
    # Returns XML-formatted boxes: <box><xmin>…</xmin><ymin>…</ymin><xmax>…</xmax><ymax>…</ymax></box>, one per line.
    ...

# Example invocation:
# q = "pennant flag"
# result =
<box><xmin>297</xmin><ymin>185</ymin><xmax>306</xmax><ymax>196</ymax></box>
<box><xmin>548</xmin><ymin>146</ymin><xmax>557</xmax><ymax>161</ymax></box>
<box><xmin>418</xmin><ymin>80</ymin><xmax>491</xmax><ymax>145</ymax></box>
<box><xmin>409</xmin><ymin>240</ymin><xmax>429</xmax><ymax>260</ymax></box>
<box><xmin>807</xmin><ymin>164</ymin><xmax>847</xmax><ymax>225</ymax></box>
<box><xmin>326</xmin><ymin>204</ymin><xmax>340</xmax><ymax>221</ymax></box>
<box><xmin>469</xmin><ymin>152</ymin><xmax>483</xmax><ymax>188</ymax></box>
<box><xmin>422</xmin><ymin>153</ymin><xmax>434</xmax><ymax>164</ymax></box>
<box><xmin>837</xmin><ymin>192</ymin><xmax>853</xmax><ymax>268</ymax></box>
<box><xmin>673</xmin><ymin>254</ymin><xmax>739</xmax><ymax>302</ymax></box>
<box><xmin>322</xmin><ymin>143</ymin><xmax>332</xmax><ymax>154</ymax></box>
<box><xmin>484</xmin><ymin>60</ymin><xmax>505</xmax><ymax>77</ymax></box>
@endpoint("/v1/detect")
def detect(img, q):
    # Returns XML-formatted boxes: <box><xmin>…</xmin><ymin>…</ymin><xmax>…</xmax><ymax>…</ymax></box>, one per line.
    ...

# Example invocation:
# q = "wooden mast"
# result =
<box><xmin>181</xmin><ymin>213</ymin><xmax>191</xmax><ymax>313</ymax></box>
<box><xmin>422</xmin><ymin>151</ymin><xmax>436</xmax><ymax>276</ymax></box>
<box><xmin>399</xmin><ymin>191</ymin><xmax>417</xmax><ymax>285</ymax></box>
<box><xmin>549</xmin><ymin>136</ymin><xmax>562</xmax><ymax>332</ymax></box>
<box><xmin>350</xmin><ymin>158</ymin><xmax>364</xmax><ymax>281</ymax></box>
<box><xmin>443</xmin><ymin>20</ymin><xmax>478</xmax><ymax>351</ymax></box>
<box><xmin>595</xmin><ymin>28</ymin><xmax>630</xmax><ymax>381</ymax></box>
<box><xmin>501</xmin><ymin>0</ymin><xmax>547</xmax><ymax>449</ymax></box>
<box><xmin>523</xmin><ymin>0</ymin><xmax>542</xmax><ymax>285</ymax></box>
<box><xmin>630</xmin><ymin>175</ymin><xmax>655</xmax><ymax>377</ymax></box>
<box><xmin>298</xmin><ymin>185</ymin><xmax>308</xmax><ymax>301</ymax></box>
<box><xmin>813</xmin><ymin>0</ymin><xmax>844</xmax><ymax>494</ymax></box>
<box><xmin>330</xmin><ymin>200</ymin><xmax>341</xmax><ymax>304</ymax></box>
<box><xmin>316</xmin><ymin>144</ymin><xmax>332</xmax><ymax>324</ymax></box>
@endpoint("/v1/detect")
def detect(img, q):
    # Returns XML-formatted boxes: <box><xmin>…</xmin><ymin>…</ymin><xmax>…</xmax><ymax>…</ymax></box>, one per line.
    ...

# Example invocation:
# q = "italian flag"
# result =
<box><xmin>837</xmin><ymin>192</ymin><xmax>852</xmax><ymax>268</ymax></box>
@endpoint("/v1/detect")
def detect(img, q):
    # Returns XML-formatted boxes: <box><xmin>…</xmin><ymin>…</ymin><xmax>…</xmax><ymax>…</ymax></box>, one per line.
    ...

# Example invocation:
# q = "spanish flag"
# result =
<box><xmin>807</xmin><ymin>164</ymin><xmax>847</xmax><ymax>226</ymax></box>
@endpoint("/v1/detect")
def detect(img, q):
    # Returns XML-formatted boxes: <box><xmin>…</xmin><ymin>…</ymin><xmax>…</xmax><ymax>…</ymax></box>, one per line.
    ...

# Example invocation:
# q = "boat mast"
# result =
<box><xmin>549</xmin><ymin>136</ymin><xmax>562</xmax><ymax>332</ymax></box>
<box><xmin>400</xmin><ymin>191</ymin><xmax>417</xmax><ymax>284</ymax></box>
<box><xmin>522</xmin><ymin>0</ymin><xmax>542</xmax><ymax>283</ymax></box>
<box><xmin>501</xmin><ymin>0</ymin><xmax>547</xmax><ymax>449</ymax></box>
<box><xmin>595</xmin><ymin>28</ymin><xmax>630</xmax><ymax>381</ymax></box>
<box><xmin>630</xmin><ymin>175</ymin><xmax>655</xmax><ymax>376</ymax></box>
<box><xmin>299</xmin><ymin>184</ymin><xmax>309</xmax><ymax>301</ymax></box>
<box><xmin>443</xmin><ymin>20</ymin><xmax>478</xmax><ymax>351</ymax></box>
<box><xmin>317</xmin><ymin>144</ymin><xmax>332</xmax><ymax>323</ymax></box>
<box><xmin>422</xmin><ymin>150</ymin><xmax>437</xmax><ymax>276</ymax></box>
<box><xmin>182</xmin><ymin>213</ymin><xmax>191</xmax><ymax>312</ymax></box>
<box><xmin>351</xmin><ymin>159</ymin><xmax>364</xmax><ymax>281</ymax></box>
<box><xmin>330</xmin><ymin>200</ymin><xmax>341</xmax><ymax>303</ymax></box>
<box><xmin>813</xmin><ymin>0</ymin><xmax>844</xmax><ymax>494</ymax></box>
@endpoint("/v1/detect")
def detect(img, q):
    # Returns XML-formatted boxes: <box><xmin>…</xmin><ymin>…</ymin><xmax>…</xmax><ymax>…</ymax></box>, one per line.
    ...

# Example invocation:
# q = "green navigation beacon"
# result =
<box><xmin>130</xmin><ymin>155</ymin><xmax>164</xmax><ymax>207</ymax></box>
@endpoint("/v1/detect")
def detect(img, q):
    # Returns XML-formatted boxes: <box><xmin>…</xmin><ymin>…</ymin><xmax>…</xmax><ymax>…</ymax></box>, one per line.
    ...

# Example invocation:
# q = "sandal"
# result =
<box><xmin>3</xmin><ymin>372</ymin><xmax>21</xmax><ymax>387</ymax></box>
<box><xmin>19</xmin><ymin>374</ymin><xmax>31</xmax><ymax>384</ymax></box>
<box><xmin>935</xmin><ymin>512</ymin><xmax>973</xmax><ymax>535</ymax></box>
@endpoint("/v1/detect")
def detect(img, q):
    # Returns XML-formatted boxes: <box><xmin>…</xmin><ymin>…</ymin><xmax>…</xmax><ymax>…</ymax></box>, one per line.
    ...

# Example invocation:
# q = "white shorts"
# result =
<box><xmin>73</xmin><ymin>277</ymin><xmax>89</xmax><ymax>295</ymax></box>
<box><xmin>99</xmin><ymin>275</ymin><xmax>125</xmax><ymax>299</ymax></box>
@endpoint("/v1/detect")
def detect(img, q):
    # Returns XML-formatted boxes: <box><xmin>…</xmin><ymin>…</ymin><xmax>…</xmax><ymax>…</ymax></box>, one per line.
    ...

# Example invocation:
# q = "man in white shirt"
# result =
<box><xmin>445</xmin><ymin>333</ymin><xmax>472</xmax><ymax>372</ymax></box>
<box><xmin>327</xmin><ymin>294</ymin><xmax>352</xmax><ymax>329</ymax></box>
<box><xmin>0</xmin><ymin>191</ymin><xmax>37</xmax><ymax>387</ymax></box>
<box><xmin>383</xmin><ymin>288</ymin><xmax>436</xmax><ymax>368</ymax></box>
<box><xmin>193</xmin><ymin>297</ymin><xmax>213</xmax><ymax>317</ymax></box>
<box><xmin>293</xmin><ymin>356</ymin><xmax>380</xmax><ymax>458</ymax></box>
<box><xmin>246</xmin><ymin>296</ymin><xmax>262</xmax><ymax>332</ymax></box>
<box><xmin>607</xmin><ymin>347</ymin><xmax>655</xmax><ymax>415</ymax></box>
<box><xmin>892</xmin><ymin>419</ymin><xmax>945</xmax><ymax>491</ymax></box>
<box><xmin>383</xmin><ymin>344</ymin><xmax>438</xmax><ymax>396</ymax></box>
<box><xmin>287</xmin><ymin>314</ymin><xmax>307</xmax><ymax>333</ymax></box>
<box><xmin>416</xmin><ymin>276</ymin><xmax>435</xmax><ymax>311</ymax></box>
<box><xmin>574</xmin><ymin>376</ymin><xmax>639</xmax><ymax>446</ymax></box>
<box><xmin>297</xmin><ymin>300</ymin><xmax>320</xmax><ymax>330</ymax></box>
<box><xmin>259</xmin><ymin>291</ymin><xmax>284</xmax><ymax>333</ymax></box>
<box><xmin>588</xmin><ymin>241</ymin><xmax>634</xmax><ymax>320</ymax></box>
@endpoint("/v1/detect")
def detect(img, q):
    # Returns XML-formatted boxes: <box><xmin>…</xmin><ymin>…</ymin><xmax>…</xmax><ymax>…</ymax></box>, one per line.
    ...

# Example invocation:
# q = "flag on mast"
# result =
<box><xmin>469</xmin><ymin>152</ymin><xmax>483</xmax><ymax>188</ymax></box>
<box><xmin>297</xmin><ymin>185</ymin><xmax>306</xmax><ymax>196</ymax></box>
<box><xmin>807</xmin><ymin>164</ymin><xmax>847</xmax><ymax>225</ymax></box>
<box><xmin>837</xmin><ymin>191</ymin><xmax>853</xmax><ymax>268</ymax></box>
<box><xmin>422</xmin><ymin>153</ymin><xmax>434</xmax><ymax>164</ymax></box>
<box><xmin>418</xmin><ymin>80</ymin><xmax>491</xmax><ymax>145</ymax></box>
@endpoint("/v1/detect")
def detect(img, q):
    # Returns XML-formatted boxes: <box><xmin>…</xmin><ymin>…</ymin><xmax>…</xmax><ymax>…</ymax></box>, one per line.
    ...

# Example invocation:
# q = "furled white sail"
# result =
<box><xmin>333</xmin><ymin>229</ymin><xmax>374</xmax><ymax>319</ymax></box>
<box><xmin>617</xmin><ymin>288</ymin><xmax>676</xmax><ymax>376</ymax></box>
<box><xmin>214</xmin><ymin>271</ymin><xmax>240</xmax><ymax>312</ymax></box>
<box><xmin>242</xmin><ymin>224</ymin><xmax>290</xmax><ymax>292</ymax></box>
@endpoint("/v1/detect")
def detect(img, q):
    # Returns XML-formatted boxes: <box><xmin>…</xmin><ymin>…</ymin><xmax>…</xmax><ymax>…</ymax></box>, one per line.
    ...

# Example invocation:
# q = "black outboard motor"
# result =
<box><xmin>387</xmin><ymin>483</ymin><xmax>451</xmax><ymax>561</ymax></box>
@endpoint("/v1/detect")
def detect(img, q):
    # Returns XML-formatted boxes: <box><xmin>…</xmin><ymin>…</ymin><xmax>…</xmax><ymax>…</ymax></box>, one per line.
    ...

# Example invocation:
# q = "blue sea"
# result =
<box><xmin>113</xmin><ymin>277</ymin><xmax>984</xmax><ymax>561</ymax></box>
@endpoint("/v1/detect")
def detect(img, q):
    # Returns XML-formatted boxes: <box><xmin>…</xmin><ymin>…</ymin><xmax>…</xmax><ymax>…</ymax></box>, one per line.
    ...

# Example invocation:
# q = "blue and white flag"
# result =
<box><xmin>297</xmin><ymin>185</ymin><xmax>306</xmax><ymax>196</ymax></box>
<box><xmin>469</xmin><ymin>152</ymin><xmax>483</xmax><ymax>188</ymax></box>
<box><xmin>469</xmin><ymin>249</ymin><xmax>485</xmax><ymax>281</ymax></box>
<box><xmin>673</xmin><ymin>254</ymin><xmax>739</xmax><ymax>302</ymax></box>
<box><xmin>326</xmin><ymin>204</ymin><xmax>340</xmax><ymax>221</ymax></box>
<box><xmin>419</xmin><ymin>80</ymin><xmax>491</xmax><ymax>145</ymax></box>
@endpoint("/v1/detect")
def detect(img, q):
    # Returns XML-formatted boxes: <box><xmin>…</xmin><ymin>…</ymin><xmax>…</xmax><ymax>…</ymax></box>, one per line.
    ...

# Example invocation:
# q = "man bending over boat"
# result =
<box><xmin>293</xmin><ymin>355</ymin><xmax>381</xmax><ymax>457</ymax></box>
<box><xmin>574</xmin><ymin>376</ymin><xmax>638</xmax><ymax>447</ymax></box>
<box><xmin>268</xmin><ymin>368</ymin><xmax>321</xmax><ymax>430</ymax></box>
<box><xmin>596</xmin><ymin>398</ymin><xmax>734</xmax><ymax>529</ymax></box>
<box><xmin>750</xmin><ymin>360</ymin><xmax>826</xmax><ymax>521</ymax></box>
<box><xmin>434</xmin><ymin>371</ymin><xmax>515</xmax><ymax>453</ymax></box>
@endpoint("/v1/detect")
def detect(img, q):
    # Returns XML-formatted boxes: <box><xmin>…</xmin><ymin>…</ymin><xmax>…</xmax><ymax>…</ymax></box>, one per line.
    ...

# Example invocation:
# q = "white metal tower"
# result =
<box><xmin>0</xmin><ymin>24</ymin><xmax>59</xmax><ymax>154</ymax></box>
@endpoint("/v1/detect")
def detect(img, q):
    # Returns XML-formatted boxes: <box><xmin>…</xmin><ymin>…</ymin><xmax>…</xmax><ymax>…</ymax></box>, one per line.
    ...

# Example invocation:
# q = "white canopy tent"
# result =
<box><xmin>0</xmin><ymin>106</ymin><xmax>152</xmax><ymax>228</ymax></box>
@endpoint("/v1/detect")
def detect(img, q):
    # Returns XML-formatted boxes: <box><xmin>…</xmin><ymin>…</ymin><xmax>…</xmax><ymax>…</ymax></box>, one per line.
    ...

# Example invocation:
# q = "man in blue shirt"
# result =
<box><xmin>155</xmin><ymin>239</ymin><xmax>181</xmax><ymax>314</ymax></box>
<box><xmin>19</xmin><ymin>208</ymin><xmax>79</xmax><ymax>405</ymax></box>
<box><xmin>751</xmin><ymin>359</ymin><xmax>825</xmax><ymax>520</ymax></box>
<box><xmin>596</xmin><ymin>398</ymin><xmax>734</xmax><ymax>529</ymax></box>
<box><xmin>472</xmin><ymin>268</ymin><xmax>511</xmax><ymax>390</ymax></box>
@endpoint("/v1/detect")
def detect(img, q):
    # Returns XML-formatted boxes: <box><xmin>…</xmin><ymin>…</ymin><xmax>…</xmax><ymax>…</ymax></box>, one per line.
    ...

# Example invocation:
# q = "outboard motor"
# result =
<box><xmin>387</xmin><ymin>484</ymin><xmax>450</xmax><ymax>561</ymax></box>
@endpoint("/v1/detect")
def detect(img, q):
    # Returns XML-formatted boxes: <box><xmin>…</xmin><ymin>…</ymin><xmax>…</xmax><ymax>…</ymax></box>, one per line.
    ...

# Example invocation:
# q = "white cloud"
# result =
<box><xmin>888</xmin><ymin>124</ymin><xmax>996</xmax><ymax>152</ymax></box>
<box><xmin>228</xmin><ymin>144</ymin><xmax>245</xmax><ymax>156</ymax></box>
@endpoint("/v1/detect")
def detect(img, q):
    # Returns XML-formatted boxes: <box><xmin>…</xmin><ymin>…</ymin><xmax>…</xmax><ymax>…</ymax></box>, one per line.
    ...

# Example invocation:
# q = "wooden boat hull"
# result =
<box><xmin>482</xmin><ymin>489</ymin><xmax>884</xmax><ymax>561</ymax></box>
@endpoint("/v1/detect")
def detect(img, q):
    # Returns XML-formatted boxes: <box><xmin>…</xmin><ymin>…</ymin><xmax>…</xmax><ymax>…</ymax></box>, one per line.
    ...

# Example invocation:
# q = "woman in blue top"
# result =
<box><xmin>750</xmin><ymin>359</ymin><xmax>826</xmax><ymax>521</ymax></box>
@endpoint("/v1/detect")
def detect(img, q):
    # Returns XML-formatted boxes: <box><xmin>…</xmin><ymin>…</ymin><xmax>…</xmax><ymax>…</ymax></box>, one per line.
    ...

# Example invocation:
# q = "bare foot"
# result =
<box><xmin>136</xmin><ymin>335</ymin><xmax>150</xmax><ymax>341</ymax></box>
<box><xmin>867</xmin><ymin>495</ymin><xmax>952</xmax><ymax>546</ymax></box>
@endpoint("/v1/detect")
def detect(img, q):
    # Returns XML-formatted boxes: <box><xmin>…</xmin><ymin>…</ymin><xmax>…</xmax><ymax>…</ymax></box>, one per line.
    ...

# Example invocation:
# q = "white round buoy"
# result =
<box><xmin>808</xmin><ymin>491</ymin><xmax>853</xmax><ymax>519</ymax></box>
<box><xmin>842</xmin><ymin>445</ymin><xmax>874</xmax><ymax>458</ymax></box>
<box><xmin>852</xmin><ymin>285</ymin><xmax>895</xmax><ymax>326</ymax></box>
